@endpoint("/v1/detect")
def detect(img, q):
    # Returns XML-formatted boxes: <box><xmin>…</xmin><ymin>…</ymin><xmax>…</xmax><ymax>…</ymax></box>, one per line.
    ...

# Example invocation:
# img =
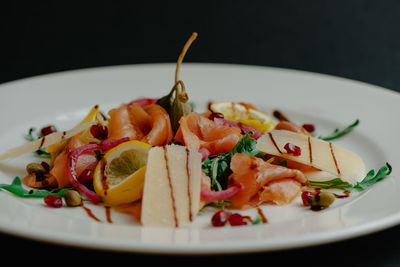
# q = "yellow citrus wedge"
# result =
<box><xmin>45</xmin><ymin>105</ymin><xmax>105</xmax><ymax>157</ymax></box>
<box><xmin>93</xmin><ymin>140</ymin><xmax>151</xmax><ymax>206</ymax></box>
<box><xmin>210</xmin><ymin>101</ymin><xmax>275</xmax><ymax>133</ymax></box>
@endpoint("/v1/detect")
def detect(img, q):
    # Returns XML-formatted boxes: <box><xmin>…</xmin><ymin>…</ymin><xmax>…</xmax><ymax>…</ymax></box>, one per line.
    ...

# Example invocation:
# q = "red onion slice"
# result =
<box><xmin>66</xmin><ymin>137</ymin><xmax>129</xmax><ymax>204</ymax></box>
<box><xmin>198</xmin><ymin>147</ymin><xmax>210</xmax><ymax>161</ymax></box>
<box><xmin>200</xmin><ymin>184</ymin><xmax>243</xmax><ymax>201</ymax></box>
<box><xmin>127</xmin><ymin>98</ymin><xmax>158</xmax><ymax>107</ymax></box>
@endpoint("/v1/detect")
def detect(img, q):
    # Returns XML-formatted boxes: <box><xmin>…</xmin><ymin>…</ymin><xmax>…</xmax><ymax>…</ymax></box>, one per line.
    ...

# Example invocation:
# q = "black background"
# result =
<box><xmin>1</xmin><ymin>1</ymin><xmax>400</xmax><ymax>265</ymax></box>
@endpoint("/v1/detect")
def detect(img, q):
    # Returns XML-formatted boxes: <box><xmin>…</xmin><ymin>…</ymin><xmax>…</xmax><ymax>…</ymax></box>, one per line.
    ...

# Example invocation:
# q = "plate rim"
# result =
<box><xmin>0</xmin><ymin>62</ymin><xmax>399</xmax><ymax>255</ymax></box>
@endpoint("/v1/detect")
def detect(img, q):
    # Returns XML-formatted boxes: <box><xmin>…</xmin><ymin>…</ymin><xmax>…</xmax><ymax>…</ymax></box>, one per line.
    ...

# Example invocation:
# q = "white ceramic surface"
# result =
<box><xmin>0</xmin><ymin>63</ymin><xmax>399</xmax><ymax>255</ymax></box>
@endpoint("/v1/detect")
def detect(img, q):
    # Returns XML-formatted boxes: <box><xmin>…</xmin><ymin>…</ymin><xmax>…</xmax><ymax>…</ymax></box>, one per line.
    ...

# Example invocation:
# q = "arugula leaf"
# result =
<box><xmin>309</xmin><ymin>178</ymin><xmax>352</xmax><ymax>190</ymax></box>
<box><xmin>202</xmin><ymin>133</ymin><xmax>260</xmax><ymax>191</ymax></box>
<box><xmin>278</xmin><ymin>160</ymin><xmax>288</xmax><ymax>167</ymax></box>
<box><xmin>353</xmin><ymin>162</ymin><xmax>392</xmax><ymax>190</ymax></box>
<box><xmin>0</xmin><ymin>176</ymin><xmax>70</xmax><ymax>198</ymax></box>
<box><xmin>318</xmin><ymin>119</ymin><xmax>359</xmax><ymax>141</ymax></box>
<box><xmin>252</xmin><ymin>216</ymin><xmax>262</xmax><ymax>225</ymax></box>
<box><xmin>309</xmin><ymin>163</ymin><xmax>392</xmax><ymax>191</ymax></box>
<box><xmin>26</xmin><ymin>128</ymin><xmax>51</xmax><ymax>158</ymax></box>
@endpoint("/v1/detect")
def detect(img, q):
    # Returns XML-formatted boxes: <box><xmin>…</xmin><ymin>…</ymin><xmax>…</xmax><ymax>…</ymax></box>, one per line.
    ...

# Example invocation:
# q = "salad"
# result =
<box><xmin>0</xmin><ymin>33</ymin><xmax>392</xmax><ymax>228</ymax></box>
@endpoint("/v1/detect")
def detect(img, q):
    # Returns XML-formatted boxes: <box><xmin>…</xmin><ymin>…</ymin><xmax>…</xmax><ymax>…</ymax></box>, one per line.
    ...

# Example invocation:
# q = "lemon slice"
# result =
<box><xmin>93</xmin><ymin>140</ymin><xmax>151</xmax><ymax>206</ymax></box>
<box><xmin>77</xmin><ymin>105</ymin><xmax>108</xmax><ymax>144</ymax></box>
<box><xmin>210</xmin><ymin>101</ymin><xmax>275</xmax><ymax>133</ymax></box>
<box><xmin>45</xmin><ymin>105</ymin><xmax>105</xmax><ymax>156</ymax></box>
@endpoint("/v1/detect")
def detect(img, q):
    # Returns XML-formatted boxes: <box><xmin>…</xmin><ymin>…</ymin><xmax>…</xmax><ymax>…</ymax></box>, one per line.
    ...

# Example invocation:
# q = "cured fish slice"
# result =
<box><xmin>107</xmin><ymin>104</ymin><xmax>173</xmax><ymax>146</ymax></box>
<box><xmin>50</xmin><ymin>136</ymin><xmax>98</xmax><ymax>188</ymax></box>
<box><xmin>107</xmin><ymin>104</ymin><xmax>141</xmax><ymax>141</ymax></box>
<box><xmin>229</xmin><ymin>153</ymin><xmax>306</xmax><ymax>209</ymax></box>
<box><xmin>275</xmin><ymin>120</ymin><xmax>311</xmax><ymax>136</ymax></box>
<box><xmin>256</xmin><ymin>130</ymin><xmax>366</xmax><ymax>185</ymax></box>
<box><xmin>258</xmin><ymin>178</ymin><xmax>302</xmax><ymax>206</ymax></box>
<box><xmin>141</xmin><ymin>104</ymin><xmax>173</xmax><ymax>146</ymax></box>
<box><xmin>176</xmin><ymin>112</ymin><xmax>242</xmax><ymax>156</ymax></box>
<box><xmin>141</xmin><ymin>145</ymin><xmax>201</xmax><ymax>227</ymax></box>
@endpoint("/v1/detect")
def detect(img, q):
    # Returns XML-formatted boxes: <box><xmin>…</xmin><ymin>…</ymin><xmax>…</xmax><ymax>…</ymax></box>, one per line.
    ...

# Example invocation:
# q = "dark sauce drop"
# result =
<box><xmin>82</xmin><ymin>205</ymin><xmax>101</xmax><ymax>222</ymax></box>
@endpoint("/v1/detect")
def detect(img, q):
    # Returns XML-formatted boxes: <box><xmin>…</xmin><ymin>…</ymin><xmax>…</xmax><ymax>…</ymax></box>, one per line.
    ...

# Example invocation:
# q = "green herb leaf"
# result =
<box><xmin>252</xmin><ymin>216</ymin><xmax>262</xmax><ymax>225</ymax></box>
<box><xmin>309</xmin><ymin>162</ymin><xmax>392</xmax><ymax>191</ymax></box>
<box><xmin>202</xmin><ymin>133</ymin><xmax>260</xmax><ymax>191</ymax></box>
<box><xmin>353</xmin><ymin>162</ymin><xmax>392</xmax><ymax>190</ymax></box>
<box><xmin>94</xmin><ymin>150</ymin><xmax>103</xmax><ymax>161</ymax></box>
<box><xmin>309</xmin><ymin>178</ymin><xmax>352</xmax><ymax>190</ymax></box>
<box><xmin>26</xmin><ymin>128</ymin><xmax>51</xmax><ymax>158</ymax></box>
<box><xmin>318</xmin><ymin>119</ymin><xmax>359</xmax><ymax>141</ymax></box>
<box><xmin>278</xmin><ymin>160</ymin><xmax>288</xmax><ymax>167</ymax></box>
<box><xmin>0</xmin><ymin>177</ymin><xmax>70</xmax><ymax>198</ymax></box>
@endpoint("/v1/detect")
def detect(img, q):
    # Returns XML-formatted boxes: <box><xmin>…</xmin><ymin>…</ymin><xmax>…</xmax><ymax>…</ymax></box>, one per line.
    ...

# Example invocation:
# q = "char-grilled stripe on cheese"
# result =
<box><xmin>268</xmin><ymin>132</ymin><xmax>282</xmax><ymax>154</ymax></box>
<box><xmin>256</xmin><ymin>130</ymin><xmax>366</xmax><ymax>185</ymax></box>
<box><xmin>329</xmin><ymin>142</ymin><xmax>340</xmax><ymax>176</ymax></box>
<box><xmin>141</xmin><ymin>144</ymin><xmax>201</xmax><ymax>227</ymax></box>
<box><xmin>185</xmin><ymin>147</ymin><xmax>193</xmax><ymax>222</ymax></box>
<box><xmin>163</xmin><ymin>146</ymin><xmax>178</xmax><ymax>227</ymax></box>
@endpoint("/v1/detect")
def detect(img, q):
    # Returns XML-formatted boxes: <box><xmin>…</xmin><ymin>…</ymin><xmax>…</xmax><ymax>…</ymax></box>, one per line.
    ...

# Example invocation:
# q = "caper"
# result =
<box><xmin>309</xmin><ymin>191</ymin><xmax>335</xmax><ymax>210</ymax></box>
<box><xmin>63</xmin><ymin>190</ymin><xmax>82</xmax><ymax>207</ymax></box>
<box><xmin>26</xmin><ymin>163</ymin><xmax>47</xmax><ymax>177</ymax></box>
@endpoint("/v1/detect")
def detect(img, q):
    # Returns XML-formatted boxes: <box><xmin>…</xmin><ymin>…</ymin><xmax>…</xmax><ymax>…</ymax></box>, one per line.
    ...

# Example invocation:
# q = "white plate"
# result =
<box><xmin>0</xmin><ymin>63</ymin><xmax>399</xmax><ymax>255</ymax></box>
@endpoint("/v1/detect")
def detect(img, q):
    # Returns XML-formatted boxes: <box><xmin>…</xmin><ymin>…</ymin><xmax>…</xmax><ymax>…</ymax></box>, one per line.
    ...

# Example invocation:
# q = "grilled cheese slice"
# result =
<box><xmin>141</xmin><ymin>144</ymin><xmax>201</xmax><ymax>227</ymax></box>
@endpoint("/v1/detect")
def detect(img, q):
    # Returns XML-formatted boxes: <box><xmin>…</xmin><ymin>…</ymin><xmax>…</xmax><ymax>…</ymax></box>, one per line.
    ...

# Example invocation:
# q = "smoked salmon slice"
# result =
<box><xmin>175</xmin><ymin>112</ymin><xmax>242</xmax><ymax>156</ymax></box>
<box><xmin>229</xmin><ymin>153</ymin><xmax>306</xmax><ymax>209</ymax></box>
<box><xmin>107</xmin><ymin>103</ymin><xmax>173</xmax><ymax>146</ymax></box>
<box><xmin>275</xmin><ymin>120</ymin><xmax>311</xmax><ymax>136</ymax></box>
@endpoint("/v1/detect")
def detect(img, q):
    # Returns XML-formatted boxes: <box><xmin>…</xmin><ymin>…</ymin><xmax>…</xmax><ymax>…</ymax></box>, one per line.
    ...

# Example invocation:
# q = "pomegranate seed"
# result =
<box><xmin>199</xmin><ymin>147</ymin><xmax>210</xmax><ymax>161</ymax></box>
<box><xmin>284</xmin><ymin>143</ymin><xmax>301</xmax><ymax>156</ymax></box>
<box><xmin>78</xmin><ymin>169</ymin><xmax>93</xmax><ymax>183</ymax></box>
<box><xmin>228</xmin><ymin>213</ymin><xmax>248</xmax><ymax>226</ymax></box>
<box><xmin>44</xmin><ymin>195</ymin><xmax>63</xmax><ymax>208</ymax></box>
<box><xmin>209</xmin><ymin>112</ymin><xmax>224</xmax><ymax>121</ymax></box>
<box><xmin>40</xmin><ymin>125</ymin><xmax>57</xmax><ymax>136</ymax></box>
<box><xmin>302</xmin><ymin>123</ymin><xmax>315</xmax><ymax>133</ymax></box>
<box><xmin>211</xmin><ymin>210</ymin><xmax>231</xmax><ymax>227</ymax></box>
<box><xmin>90</xmin><ymin>124</ymin><xmax>108</xmax><ymax>140</ymax></box>
<box><xmin>301</xmin><ymin>191</ymin><xmax>316</xmax><ymax>206</ymax></box>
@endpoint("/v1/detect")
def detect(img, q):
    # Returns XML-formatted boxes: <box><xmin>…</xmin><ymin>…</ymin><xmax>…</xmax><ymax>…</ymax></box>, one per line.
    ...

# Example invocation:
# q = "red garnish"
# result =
<box><xmin>301</xmin><ymin>191</ymin><xmax>317</xmax><ymax>206</ymax></box>
<box><xmin>212</xmin><ymin>117</ymin><xmax>263</xmax><ymax>140</ymax></box>
<box><xmin>198</xmin><ymin>147</ymin><xmax>210</xmax><ymax>161</ymax></box>
<box><xmin>66</xmin><ymin>137</ymin><xmax>129</xmax><ymax>204</ymax></box>
<box><xmin>127</xmin><ymin>98</ymin><xmax>158</xmax><ymax>107</ymax></box>
<box><xmin>208</xmin><ymin>112</ymin><xmax>224</xmax><ymax>120</ymax></box>
<box><xmin>90</xmin><ymin>124</ymin><xmax>109</xmax><ymax>140</ymax></box>
<box><xmin>200</xmin><ymin>184</ymin><xmax>243</xmax><ymax>201</ymax></box>
<box><xmin>284</xmin><ymin>143</ymin><xmax>301</xmax><ymax>156</ymax></box>
<box><xmin>40</xmin><ymin>125</ymin><xmax>57</xmax><ymax>136</ymax></box>
<box><xmin>211</xmin><ymin>210</ymin><xmax>231</xmax><ymax>227</ymax></box>
<box><xmin>302</xmin><ymin>123</ymin><xmax>315</xmax><ymax>133</ymax></box>
<box><xmin>44</xmin><ymin>195</ymin><xmax>63</xmax><ymax>208</ymax></box>
<box><xmin>78</xmin><ymin>169</ymin><xmax>93</xmax><ymax>183</ymax></box>
<box><xmin>228</xmin><ymin>213</ymin><xmax>248</xmax><ymax>226</ymax></box>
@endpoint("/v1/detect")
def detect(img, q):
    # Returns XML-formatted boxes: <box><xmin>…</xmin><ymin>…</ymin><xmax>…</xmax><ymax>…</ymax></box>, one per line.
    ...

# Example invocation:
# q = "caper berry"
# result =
<box><xmin>26</xmin><ymin>163</ymin><xmax>47</xmax><ymax>177</ymax></box>
<box><xmin>63</xmin><ymin>190</ymin><xmax>82</xmax><ymax>207</ymax></box>
<box><xmin>309</xmin><ymin>191</ymin><xmax>335</xmax><ymax>210</ymax></box>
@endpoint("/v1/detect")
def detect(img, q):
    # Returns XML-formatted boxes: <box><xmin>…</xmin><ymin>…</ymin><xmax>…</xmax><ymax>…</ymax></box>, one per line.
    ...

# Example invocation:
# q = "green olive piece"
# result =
<box><xmin>63</xmin><ymin>190</ymin><xmax>82</xmax><ymax>207</ymax></box>
<box><xmin>310</xmin><ymin>192</ymin><xmax>335</xmax><ymax>210</ymax></box>
<box><xmin>26</xmin><ymin>163</ymin><xmax>46</xmax><ymax>177</ymax></box>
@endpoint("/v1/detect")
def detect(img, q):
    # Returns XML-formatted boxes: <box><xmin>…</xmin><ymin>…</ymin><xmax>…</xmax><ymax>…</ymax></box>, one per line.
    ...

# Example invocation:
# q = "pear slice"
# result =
<box><xmin>0</xmin><ymin>122</ymin><xmax>95</xmax><ymax>160</ymax></box>
<box><xmin>256</xmin><ymin>130</ymin><xmax>366</xmax><ymax>185</ymax></box>
<box><xmin>141</xmin><ymin>144</ymin><xmax>201</xmax><ymax>227</ymax></box>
